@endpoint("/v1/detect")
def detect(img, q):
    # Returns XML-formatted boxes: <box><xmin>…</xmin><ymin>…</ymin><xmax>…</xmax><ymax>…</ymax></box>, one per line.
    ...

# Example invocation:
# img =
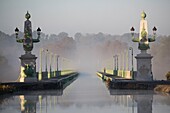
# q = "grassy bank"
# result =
<box><xmin>154</xmin><ymin>85</ymin><xmax>170</xmax><ymax>93</ymax></box>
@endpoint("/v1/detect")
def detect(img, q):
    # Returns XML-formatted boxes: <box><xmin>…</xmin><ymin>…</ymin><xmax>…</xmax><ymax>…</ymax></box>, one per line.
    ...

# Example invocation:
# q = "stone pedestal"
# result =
<box><xmin>19</xmin><ymin>53</ymin><xmax>37</xmax><ymax>82</ymax></box>
<box><xmin>135</xmin><ymin>51</ymin><xmax>153</xmax><ymax>81</ymax></box>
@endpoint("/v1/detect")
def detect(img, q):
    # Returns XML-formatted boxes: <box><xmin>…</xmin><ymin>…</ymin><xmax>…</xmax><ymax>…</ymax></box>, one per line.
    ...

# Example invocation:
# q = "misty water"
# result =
<box><xmin>1</xmin><ymin>72</ymin><xmax>170</xmax><ymax>113</ymax></box>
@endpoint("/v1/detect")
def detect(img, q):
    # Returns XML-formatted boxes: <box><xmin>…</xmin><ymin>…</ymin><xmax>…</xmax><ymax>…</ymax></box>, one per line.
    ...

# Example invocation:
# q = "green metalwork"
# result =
<box><xmin>24</xmin><ymin>64</ymin><xmax>34</xmax><ymax>77</ymax></box>
<box><xmin>15</xmin><ymin>11</ymin><xmax>41</xmax><ymax>54</ymax></box>
<box><xmin>131</xmin><ymin>11</ymin><xmax>157</xmax><ymax>51</ymax></box>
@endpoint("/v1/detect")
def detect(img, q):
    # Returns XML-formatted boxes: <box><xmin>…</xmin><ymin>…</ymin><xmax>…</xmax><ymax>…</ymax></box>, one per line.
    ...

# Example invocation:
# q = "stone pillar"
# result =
<box><xmin>19</xmin><ymin>53</ymin><xmax>37</xmax><ymax>82</ymax></box>
<box><xmin>135</xmin><ymin>50</ymin><xmax>153</xmax><ymax>81</ymax></box>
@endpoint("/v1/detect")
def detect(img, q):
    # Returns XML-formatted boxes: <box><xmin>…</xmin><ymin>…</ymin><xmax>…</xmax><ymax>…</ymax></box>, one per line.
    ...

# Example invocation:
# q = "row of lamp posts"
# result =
<box><xmin>38</xmin><ymin>48</ymin><xmax>60</xmax><ymax>81</ymax></box>
<box><xmin>113</xmin><ymin>47</ymin><xmax>134</xmax><ymax>79</ymax></box>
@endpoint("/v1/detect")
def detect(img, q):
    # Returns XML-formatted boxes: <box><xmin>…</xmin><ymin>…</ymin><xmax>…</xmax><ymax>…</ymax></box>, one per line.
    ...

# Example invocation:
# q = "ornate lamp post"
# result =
<box><xmin>56</xmin><ymin>55</ymin><xmax>60</xmax><ymax>76</ymax></box>
<box><xmin>121</xmin><ymin>52</ymin><xmax>124</xmax><ymax>77</ymax></box>
<box><xmin>57</xmin><ymin>55</ymin><xmax>60</xmax><ymax>71</ymax></box>
<box><xmin>113</xmin><ymin>55</ymin><xmax>118</xmax><ymax>76</ymax></box>
<box><xmin>49</xmin><ymin>52</ymin><xmax>53</xmax><ymax>78</ymax></box>
<box><xmin>113</xmin><ymin>56</ymin><xmax>117</xmax><ymax>70</ymax></box>
<box><xmin>130</xmin><ymin>11</ymin><xmax>157</xmax><ymax>51</ymax></box>
<box><xmin>15</xmin><ymin>11</ymin><xmax>41</xmax><ymax>82</ymax></box>
<box><xmin>116</xmin><ymin>55</ymin><xmax>119</xmax><ymax>71</ymax></box>
<box><xmin>15</xmin><ymin>11</ymin><xmax>41</xmax><ymax>54</ymax></box>
<box><xmin>129</xmin><ymin>47</ymin><xmax>134</xmax><ymax>79</ymax></box>
<box><xmin>53</xmin><ymin>54</ymin><xmax>57</xmax><ymax>77</ymax></box>
<box><xmin>130</xmin><ymin>11</ymin><xmax>157</xmax><ymax>81</ymax></box>
<box><xmin>38</xmin><ymin>48</ymin><xmax>44</xmax><ymax>81</ymax></box>
<box><xmin>45</xmin><ymin>49</ymin><xmax>48</xmax><ymax>74</ymax></box>
<box><xmin>113</xmin><ymin>55</ymin><xmax>116</xmax><ymax>75</ymax></box>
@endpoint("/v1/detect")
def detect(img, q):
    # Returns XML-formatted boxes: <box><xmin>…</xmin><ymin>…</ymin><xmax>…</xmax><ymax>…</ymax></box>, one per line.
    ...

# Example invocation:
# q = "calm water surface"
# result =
<box><xmin>0</xmin><ymin>72</ymin><xmax>170</xmax><ymax>113</ymax></box>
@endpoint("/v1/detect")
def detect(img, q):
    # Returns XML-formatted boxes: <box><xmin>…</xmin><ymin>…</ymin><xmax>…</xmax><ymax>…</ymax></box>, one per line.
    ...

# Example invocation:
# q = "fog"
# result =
<box><xmin>0</xmin><ymin>30</ymin><xmax>169</xmax><ymax>82</ymax></box>
<box><xmin>74</xmin><ymin>32</ymin><xmax>128</xmax><ymax>72</ymax></box>
<box><xmin>151</xmin><ymin>35</ymin><xmax>170</xmax><ymax>80</ymax></box>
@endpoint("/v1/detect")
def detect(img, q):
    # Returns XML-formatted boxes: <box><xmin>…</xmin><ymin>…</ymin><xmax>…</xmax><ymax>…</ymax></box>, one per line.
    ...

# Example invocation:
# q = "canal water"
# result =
<box><xmin>0</xmin><ymin>72</ymin><xmax>170</xmax><ymax>113</ymax></box>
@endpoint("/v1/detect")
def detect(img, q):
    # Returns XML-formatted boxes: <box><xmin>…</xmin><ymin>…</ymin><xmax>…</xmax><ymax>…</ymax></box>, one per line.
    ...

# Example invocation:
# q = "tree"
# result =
<box><xmin>58</xmin><ymin>32</ymin><xmax>68</xmax><ymax>39</ymax></box>
<box><xmin>74</xmin><ymin>32</ymin><xmax>83</xmax><ymax>42</ymax></box>
<box><xmin>166</xmin><ymin>71</ymin><xmax>170</xmax><ymax>80</ymax></box>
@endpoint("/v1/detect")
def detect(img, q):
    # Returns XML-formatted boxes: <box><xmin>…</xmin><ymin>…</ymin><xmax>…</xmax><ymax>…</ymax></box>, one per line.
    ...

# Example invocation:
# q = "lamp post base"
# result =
<box><xmin>135</xmin><ymin>51</ymin><xmax>153</xmax><ymax>81</ymax></box>
<box><xmin>19</xmin><ymin>53</ymin><xmax>37</xmax><ymax>82</ymax></box>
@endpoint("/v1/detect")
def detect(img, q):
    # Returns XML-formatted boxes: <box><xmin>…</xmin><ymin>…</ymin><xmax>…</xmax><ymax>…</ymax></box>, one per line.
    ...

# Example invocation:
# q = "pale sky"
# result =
<box><xmin>0</xmin><ymin>0</ymin><xmax>170</xmax><ymax>36</ymax></box>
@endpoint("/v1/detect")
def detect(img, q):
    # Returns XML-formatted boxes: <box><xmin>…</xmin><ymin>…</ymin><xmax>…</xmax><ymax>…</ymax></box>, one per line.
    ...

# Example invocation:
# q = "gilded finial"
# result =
<box><xmin>141</xmin><ymin>11</ymin><xmax>146</xmax><ymax>20</ymax></box>
<box><xmin>25</xmin><ymin>11</ymin><xmax>31</xmax><ymax>20</ymax></box>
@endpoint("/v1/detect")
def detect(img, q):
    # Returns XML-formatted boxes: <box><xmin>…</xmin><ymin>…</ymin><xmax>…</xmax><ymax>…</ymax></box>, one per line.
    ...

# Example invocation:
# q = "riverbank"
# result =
<box><xmin>154</xmin><ymin>85</ymin><xmax>170</xmax><ymax>93</ymax></box>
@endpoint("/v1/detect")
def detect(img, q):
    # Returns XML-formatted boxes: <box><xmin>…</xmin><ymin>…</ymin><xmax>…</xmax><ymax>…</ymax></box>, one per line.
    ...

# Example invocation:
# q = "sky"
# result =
<box><xmin>0</xmin><ymin>0</ymin><xmax>170</xmax><ymax>36</ymax></box>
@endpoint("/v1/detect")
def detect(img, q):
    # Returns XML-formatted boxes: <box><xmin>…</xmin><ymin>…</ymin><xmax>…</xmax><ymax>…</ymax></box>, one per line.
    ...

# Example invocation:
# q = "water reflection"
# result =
<box><xmin>0</xmin><ymin>73</ymin><xmax>170</xmax><ymax>113</ymax></box>
<box><xmin>2</xmin><ymin>90</ymin><xmax>168</xmax><ymax>113</ymax></box>
<box><xmin>20</xmin><ymin>95</ymin><xmax>37</xmax><ymax>113</ymax></box>
<box><xmin>109</xmin><ymin>90</ymin><xmax>154</xmax><ymax>113</ymax></box>
<box><xmin>19</xmin><ymin>90</ymin><xmax>63</xmax><ymax>113</ymax></box>
<box><xmin>135</xmin><ymin>94</ymin><xmax>152</xmax><ymax>113</ymax></box>
<box><xmin>1</xmin><ymin>91</ymin><xmax>169</xmax><ymax>113</ymax></box>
